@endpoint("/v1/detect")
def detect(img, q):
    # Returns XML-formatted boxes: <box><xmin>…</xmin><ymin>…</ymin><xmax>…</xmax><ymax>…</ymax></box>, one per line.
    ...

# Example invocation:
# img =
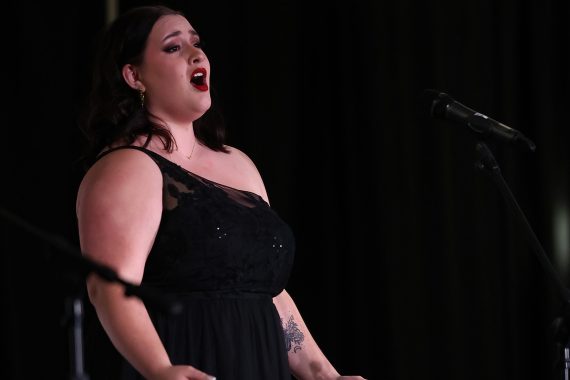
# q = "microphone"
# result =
<box><xmin>423</xmin><ymin>89</ymin><xmax>536</xmax><ymax>152</ymax></box>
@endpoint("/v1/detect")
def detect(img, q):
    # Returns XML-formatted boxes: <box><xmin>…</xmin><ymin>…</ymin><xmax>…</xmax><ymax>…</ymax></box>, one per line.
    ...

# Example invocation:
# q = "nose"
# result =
<box><xmin>189</xmin><ymin>46</ymin><xmax>205</xmax><ymax>65</ymax></box>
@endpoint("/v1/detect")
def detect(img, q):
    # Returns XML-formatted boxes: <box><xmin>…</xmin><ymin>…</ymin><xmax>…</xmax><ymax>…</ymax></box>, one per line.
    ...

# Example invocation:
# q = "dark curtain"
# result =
<box><xmin>4</xmin><ymin>0</ymin><xmax>568</xmax><ymax>379</ymax></box>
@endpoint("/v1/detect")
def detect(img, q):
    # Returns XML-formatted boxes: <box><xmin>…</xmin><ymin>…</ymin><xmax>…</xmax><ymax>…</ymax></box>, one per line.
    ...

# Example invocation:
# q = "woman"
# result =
<box><xmin>77</xmin><ymin>5</ymin><xmax>365</xmax><ymax>380</ymax></box>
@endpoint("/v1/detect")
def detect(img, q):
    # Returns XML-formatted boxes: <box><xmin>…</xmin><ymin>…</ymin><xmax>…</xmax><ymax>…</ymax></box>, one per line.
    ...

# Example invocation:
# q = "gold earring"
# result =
<box><xmin>139</xmin><ymin>89</ymin><xmax>145</xmax><ymax>108</ymax></box>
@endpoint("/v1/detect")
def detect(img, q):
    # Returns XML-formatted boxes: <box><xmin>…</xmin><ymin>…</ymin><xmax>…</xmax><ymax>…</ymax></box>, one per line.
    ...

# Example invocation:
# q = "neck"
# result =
<box><xmin>167</xmin><ymin>123</ymin><xmax>199</xmax><ymax>161</ymax></box>
<box><xmin>146</xmin><ymin>113</ymin><xmax>200</xmax><ymax>160</ymax></box>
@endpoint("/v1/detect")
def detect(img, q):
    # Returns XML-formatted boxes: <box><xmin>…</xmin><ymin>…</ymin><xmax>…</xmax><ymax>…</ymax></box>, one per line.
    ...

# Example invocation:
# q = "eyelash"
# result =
<box><xmin>164</xmin><ymin>40</ymin><xmax>204</xmax><ymax>53</ymax></box>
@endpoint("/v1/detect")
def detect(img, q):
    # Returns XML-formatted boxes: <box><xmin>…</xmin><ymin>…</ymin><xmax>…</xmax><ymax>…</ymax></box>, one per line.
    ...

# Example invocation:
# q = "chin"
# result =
<box><xmin>186</xmin><ymin>95</ymin><xmax>209</xmax><ymax>112</ymax></box>
<box><xmin>199</xmin><ymin>97</ymin><xmax>212</xmax><ymax>113</ymax></box>
<box><xmin>191</xmin><ymin>103</ymin><xmax>211</xmax><ymax>121</ymax></box>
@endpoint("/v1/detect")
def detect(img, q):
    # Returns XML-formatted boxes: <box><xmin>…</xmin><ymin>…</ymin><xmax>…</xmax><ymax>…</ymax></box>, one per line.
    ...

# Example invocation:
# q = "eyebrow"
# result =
<box><xmin>162</xmin><ymin>29</ymin><xmax>199</xmax><ymax>42</ymax></box>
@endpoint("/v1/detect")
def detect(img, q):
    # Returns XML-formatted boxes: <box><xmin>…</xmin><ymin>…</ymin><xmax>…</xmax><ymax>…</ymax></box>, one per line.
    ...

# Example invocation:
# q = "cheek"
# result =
<box><xmin>153</xmin><ymin>60</ymin><xmax>183</xmax><ymax>78</ymax></box>
<box><xmin>158</xmin><ymin>67</ymin><xmax>187</xmax><ymax>91</ymax></box>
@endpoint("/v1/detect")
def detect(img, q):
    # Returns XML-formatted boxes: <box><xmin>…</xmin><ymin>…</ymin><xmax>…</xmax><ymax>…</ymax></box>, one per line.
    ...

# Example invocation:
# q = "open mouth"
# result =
<box><xmin>190</xmin><ymin>68</ymin><xmax>208</xmax><ymax>91</ymax></box>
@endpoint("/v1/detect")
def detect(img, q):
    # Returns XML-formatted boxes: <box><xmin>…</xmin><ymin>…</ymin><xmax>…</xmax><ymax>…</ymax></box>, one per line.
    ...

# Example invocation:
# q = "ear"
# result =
<box><xmin>122</xmin><ymin>64</ymin><xmax>145</xmax><ymax>91</ymax></box>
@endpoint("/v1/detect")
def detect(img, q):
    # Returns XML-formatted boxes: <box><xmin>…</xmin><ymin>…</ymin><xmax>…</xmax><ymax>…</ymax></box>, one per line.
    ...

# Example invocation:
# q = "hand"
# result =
<box><xmin>337</xmin><ymin>376</ymin><xmax>367</xmax><ymax>380</ymax></box>
<box><xmin>149</xmin><ymin>365</ymin><xmax>216</xmax><ymax>380</ymax></box>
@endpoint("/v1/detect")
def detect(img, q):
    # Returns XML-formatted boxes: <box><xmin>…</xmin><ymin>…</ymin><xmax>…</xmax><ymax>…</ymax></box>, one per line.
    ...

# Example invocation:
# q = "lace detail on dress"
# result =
<box><xmin>163</xmin><ymin>172</ymin><xmax>194</xmax><ymax>211</ymax></box>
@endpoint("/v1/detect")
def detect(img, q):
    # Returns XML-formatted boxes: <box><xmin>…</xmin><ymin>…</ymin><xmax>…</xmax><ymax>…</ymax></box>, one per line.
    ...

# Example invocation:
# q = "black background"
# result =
<box><xmin>3</xmin><ymin>0</ymin><xmax>569</xmax><ymax>379</ymax></box>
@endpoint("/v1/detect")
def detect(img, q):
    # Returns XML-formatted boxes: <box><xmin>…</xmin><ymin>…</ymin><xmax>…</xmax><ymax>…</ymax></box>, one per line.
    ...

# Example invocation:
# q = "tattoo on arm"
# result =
<box><xmin>282</xmin><ymin>315</ymin><xmax>304</xmax><ymax>353</ymax></box>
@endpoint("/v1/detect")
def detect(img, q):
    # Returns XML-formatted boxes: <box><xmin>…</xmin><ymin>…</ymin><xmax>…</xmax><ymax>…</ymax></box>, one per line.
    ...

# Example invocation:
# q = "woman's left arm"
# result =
<box><xmin>273</xmin><ymin>290</ymin><xmax>366</xmax><ymax>380</ymax></box>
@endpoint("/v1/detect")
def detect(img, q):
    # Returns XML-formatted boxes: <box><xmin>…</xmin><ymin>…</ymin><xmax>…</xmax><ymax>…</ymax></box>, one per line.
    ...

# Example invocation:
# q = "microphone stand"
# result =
<box><xmin>474</xmin><ymin>142</ymin><xmax>570</xmax><ymax>380</ymax></box>
<box><xmin>0</xmin><ymin>207</ymin><xmax>183</xmax><ymax>380</ymax></box>
<box><xmin>62</xmin><ymin>286</ymin><xmax>89</xmax><ymax>380</ymax></box>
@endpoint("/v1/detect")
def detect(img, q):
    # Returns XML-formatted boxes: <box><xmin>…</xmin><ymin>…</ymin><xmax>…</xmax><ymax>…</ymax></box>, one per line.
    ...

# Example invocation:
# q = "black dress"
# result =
<box><xmin>84</xmin><ymin>146</ymin><xmax>295</xmax><ymax>380</ymax></box>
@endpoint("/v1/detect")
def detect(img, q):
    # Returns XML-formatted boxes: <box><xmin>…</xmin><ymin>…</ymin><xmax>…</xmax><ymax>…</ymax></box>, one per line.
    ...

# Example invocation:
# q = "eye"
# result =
<box><xmin>193</xmin><ymin>39</ymin><xmax>205</xmax><ymax>49</ymax></box>
<box><xmin>164</xmin><ymin>45</ymin><xmax>180</xmax><ymax>53</ymax></box>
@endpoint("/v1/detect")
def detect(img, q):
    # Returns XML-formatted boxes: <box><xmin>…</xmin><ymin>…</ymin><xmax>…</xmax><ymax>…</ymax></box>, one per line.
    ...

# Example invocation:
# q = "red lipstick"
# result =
<box><xmin>190</xmin><ymin>68</ymin><xmax>208</xmax><ymax>91</ymax></box>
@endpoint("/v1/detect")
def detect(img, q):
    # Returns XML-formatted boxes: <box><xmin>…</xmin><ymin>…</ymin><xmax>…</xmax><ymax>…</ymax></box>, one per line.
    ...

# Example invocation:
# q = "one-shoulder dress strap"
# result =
<box><xmin>95</xmin><ymin>145</ymin><xmax>163</xmax><ymax>164</ymax></box>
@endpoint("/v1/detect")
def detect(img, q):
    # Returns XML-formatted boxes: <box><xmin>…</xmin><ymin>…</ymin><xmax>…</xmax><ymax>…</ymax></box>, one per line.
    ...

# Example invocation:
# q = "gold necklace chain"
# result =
<box><xmin>186</xmin><ymin>138</ymin><xmax>197</xmax><ymax>160</ymax></box>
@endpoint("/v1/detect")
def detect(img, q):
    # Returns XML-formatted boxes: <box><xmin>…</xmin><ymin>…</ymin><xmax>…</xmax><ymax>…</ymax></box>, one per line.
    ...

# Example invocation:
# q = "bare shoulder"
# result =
<box><xmin>223</xmin><ymin>145</ymin><xmax>269</xmax><ymax>203</ymax></box>
<box><xmin>77</xmin><ymin>148</ymin><xmax>162</xmax><ymax>207</ymax></box>
<box><xmin>225</xmin><ymin>145</ymin><xmax>258</xmax><ymax>171</ymax></box>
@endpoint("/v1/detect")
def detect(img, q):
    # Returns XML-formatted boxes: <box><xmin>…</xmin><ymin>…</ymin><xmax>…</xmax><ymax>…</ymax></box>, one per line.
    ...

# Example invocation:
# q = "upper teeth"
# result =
<box><xmin>193</xmin><ymin>72</ymin><xmax>204</xmax><ymax>77</ymax></box>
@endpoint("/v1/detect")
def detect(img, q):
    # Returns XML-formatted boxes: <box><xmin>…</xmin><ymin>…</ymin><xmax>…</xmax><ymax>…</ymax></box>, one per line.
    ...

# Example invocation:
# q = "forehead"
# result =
<box><xmin>148</xmin><ymin>14</ymin><xmax>195</xmax><ymax>41</ymax></box>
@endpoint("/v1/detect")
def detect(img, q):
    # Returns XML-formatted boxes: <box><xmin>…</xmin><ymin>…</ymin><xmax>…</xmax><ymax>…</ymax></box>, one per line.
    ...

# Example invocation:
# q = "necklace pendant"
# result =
<box><xmin>185</xmin><ymin>139</ymin><xmax>197</xmax><ymax>161</ymax></box>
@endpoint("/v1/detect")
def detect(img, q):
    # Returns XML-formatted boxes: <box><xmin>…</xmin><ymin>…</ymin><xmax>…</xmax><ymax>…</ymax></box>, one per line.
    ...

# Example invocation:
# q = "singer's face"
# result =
<box><xmin>134</xmin><ymin>14</ymin><xmax>211</xmax><ymax>123</ymax></box>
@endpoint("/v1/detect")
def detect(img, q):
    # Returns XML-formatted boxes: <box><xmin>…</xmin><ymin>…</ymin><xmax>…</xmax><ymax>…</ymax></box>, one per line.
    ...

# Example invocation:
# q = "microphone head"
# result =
<box><xmin>422</xmin><ymin>89</ymin><xmax>453</xmax><ymax>119</ymax></box>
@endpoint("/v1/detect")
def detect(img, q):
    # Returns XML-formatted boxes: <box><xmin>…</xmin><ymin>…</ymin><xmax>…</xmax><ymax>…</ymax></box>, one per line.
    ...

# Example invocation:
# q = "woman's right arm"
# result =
<box><xmin>76</xmin><ymin>150</ymin><xmax>212</xmax><ymax>380</ymax></box>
